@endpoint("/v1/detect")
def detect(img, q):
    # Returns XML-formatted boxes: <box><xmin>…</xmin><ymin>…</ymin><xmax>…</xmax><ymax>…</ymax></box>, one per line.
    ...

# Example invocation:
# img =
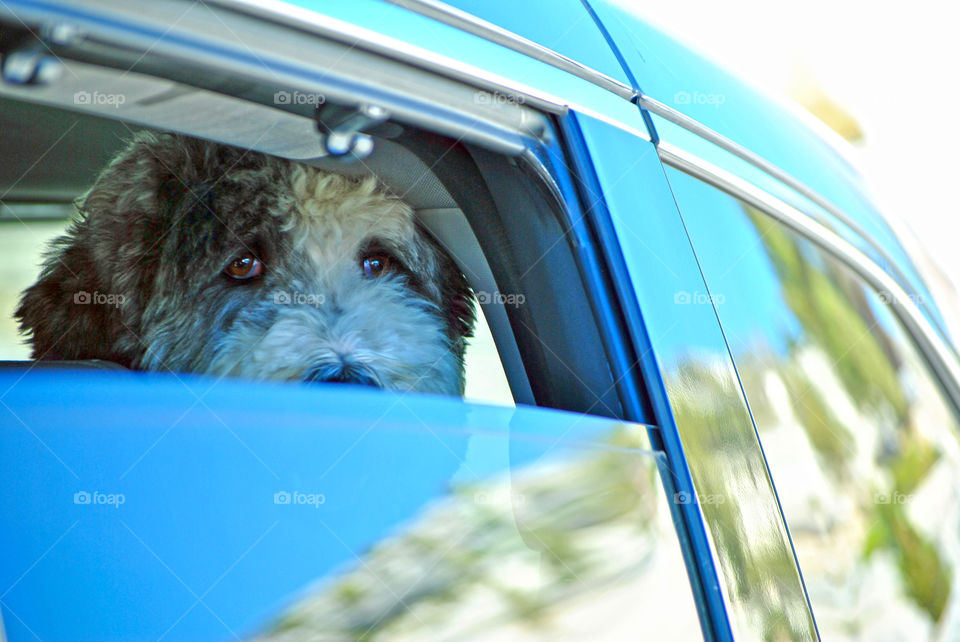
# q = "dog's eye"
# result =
<box><xmin>225</xmin><ymin>253</ymin><xmax>263</xmax><ymax>280</ymax></box>
<box><xmin>361</xmin><ymin>254</ymin><xmax>393</xmax><ymax>278</ymax></box>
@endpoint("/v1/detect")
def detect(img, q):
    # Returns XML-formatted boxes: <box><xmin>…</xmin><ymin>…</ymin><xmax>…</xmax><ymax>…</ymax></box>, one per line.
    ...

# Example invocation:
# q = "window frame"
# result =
<box><xmin>660</xmin><ymin>141</ymin><xmax>960</xmax><ymax>422</ymax></box>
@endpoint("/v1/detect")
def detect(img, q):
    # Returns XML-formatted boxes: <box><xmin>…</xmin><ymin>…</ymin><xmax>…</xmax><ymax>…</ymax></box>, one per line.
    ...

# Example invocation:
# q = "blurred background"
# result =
<box><xmin>618</xmin><ymin>0</ymin><xmax>960</xmax><ymax>333</ymax></box>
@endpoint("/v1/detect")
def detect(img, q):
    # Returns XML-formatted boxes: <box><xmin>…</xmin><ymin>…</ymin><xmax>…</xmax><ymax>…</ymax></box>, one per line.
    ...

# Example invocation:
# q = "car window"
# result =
<box><xmin>0</xmin><ymin>216</ymin><xmax>514</xmax><ymax>406</ymax></box>
<box><xmin>250</xmin><ymin>434</ymin><xmax>701</xmax><ymax>641</ymax></box>
<box><xmin>667</xmin><ymin>167</ymin><xmax>960</xmax><ymax>639</ymax></box>
<box><xmin>1</xmin><ymin>365</ymin><xmax>703</xmax><ymax>640</ymax></box>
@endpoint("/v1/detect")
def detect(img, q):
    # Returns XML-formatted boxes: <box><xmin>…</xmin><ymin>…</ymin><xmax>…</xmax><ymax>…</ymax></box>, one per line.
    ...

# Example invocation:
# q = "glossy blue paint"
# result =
<box><xmin>580</xmin><ymin>2</ymin><xmax>948</xmax><ymax>336</ymax></box>
<box><xmin>666</xmin><ymin>166</ymin><xmax>960</xmax><ymax>638</ymax></box>
<box><xmin>650</xmin><ymin>114</ymin><xmax>949</xmax><ymax>349</ymax></box>
<box><xmin>584</xmin><ymin>4</ymin><xmax>848</xmax><ymax>182</ymax></box>
<box><xmin>3</xmin><ymin>1</ymin><xmax>953</xmax><ymax>639</ymax></box>
<box><xmin>423</xmin><ymin>0</ymin><xmax>632</xmax><ymax>86</ymax></box>
<box><xmin>0</xmin><ymin>370</ymin><xmax>704</xmax><ymax>640</ymax></box>
<box><xmin>555</xmin><ymin>112</ymin><xmax>723</xmax><ymax>640</ymax></box>
<box><xmin>570</xmin><ymin>109</ymin><xmax>818</xmax><ymax>639</ymax></box>
<box><xmin>245</xmin><ymin>0</ymin><xmax>631</xmax><ymax>121</ymax></box>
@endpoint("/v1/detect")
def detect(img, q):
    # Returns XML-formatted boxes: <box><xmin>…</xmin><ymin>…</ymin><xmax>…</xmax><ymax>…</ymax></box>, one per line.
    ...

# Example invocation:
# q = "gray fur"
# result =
<box><xmin>16</xmin><ymin>132</ymin><xmax>476</xmax><ymax>395</ymax></box>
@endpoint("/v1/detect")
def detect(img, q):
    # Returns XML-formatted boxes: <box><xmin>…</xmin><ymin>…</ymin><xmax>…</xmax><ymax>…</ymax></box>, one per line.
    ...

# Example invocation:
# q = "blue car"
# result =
<box><xmin>2</xmin><ymin>1</ymin><xmax>959</xmax><ymax>640</ymax></box>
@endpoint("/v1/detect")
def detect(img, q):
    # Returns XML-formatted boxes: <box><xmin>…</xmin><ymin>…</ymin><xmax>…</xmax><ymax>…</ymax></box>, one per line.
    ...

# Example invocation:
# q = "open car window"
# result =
<box><xmin>0</xmin><ymin>0</ymin><xmax>748</xmax><ymax>638</ymax></box>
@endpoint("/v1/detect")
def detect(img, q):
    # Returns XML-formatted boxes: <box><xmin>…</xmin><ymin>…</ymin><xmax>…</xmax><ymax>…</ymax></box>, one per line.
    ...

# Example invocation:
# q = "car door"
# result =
<box><xmin>660</xmin><ymin>130</ymin><xmax>960</xmax><ymax>640</ymax></box>
<box><xmin>0</xmin><ymin>1</ymin><xmax>716</xmax><ymax>640</ymax></box>
<box><xmin>561</xmin><ymin>108</ymin><xmax>818</xmax><ymax>640</ymax></box>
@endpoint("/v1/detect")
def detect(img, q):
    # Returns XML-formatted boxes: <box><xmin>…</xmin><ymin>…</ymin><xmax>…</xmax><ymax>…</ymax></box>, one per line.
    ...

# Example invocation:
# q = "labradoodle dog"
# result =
<box><xmin>16</xmin><ymin>132</ymin><xmax>476</xmax><ymax>395</ymax></box>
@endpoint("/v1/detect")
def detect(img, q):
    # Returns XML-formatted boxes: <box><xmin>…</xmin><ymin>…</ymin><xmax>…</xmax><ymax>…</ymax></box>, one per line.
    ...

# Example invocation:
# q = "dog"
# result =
<box><xmin>16</xmin><ymin>132</ymin><xmax>476</xmax><ymax>395</ymax></box>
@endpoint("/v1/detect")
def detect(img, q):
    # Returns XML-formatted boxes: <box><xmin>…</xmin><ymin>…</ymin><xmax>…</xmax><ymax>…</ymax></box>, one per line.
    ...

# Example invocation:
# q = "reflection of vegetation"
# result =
<box><xmin>890</xmin><ymin>438</ymin><xmax>940</xmax><ymax>494</ymax></box>
<box><xmin>735</xmin><ymin>206</ymin><xmax>954</xmax><ymax>629</ymax></box>
<box><xmin>257</xmin><ymin>427</ymin><xmax>669</xmax><ymax>641</ymax></box>
<box><xmin>671</xmin><ymin>359</ymin><xmax>813</xmax><ymax>641</ymax></box>
<box><xmin>781</xmin><ymin>365</ymin><xmax>853</xmax><ymax>479</ymax></box>
<box><xmin>866</xmin><ymin>501</ymin><xmax>950</xmax><ymax>622</ymax></box>
<box><xmin>864</xmin><ymin>437</ymin><xmax>948</xmax><ymax>622</ymax></box>
<box><xmin>736</xmin><ymin>355</ymin><xmax>778</xmax><ymax>429</ymax></box>
<box><xmin>746</xmin><ymin>208</ymin><xmax>907</xmax><ymax>426</ymax></box>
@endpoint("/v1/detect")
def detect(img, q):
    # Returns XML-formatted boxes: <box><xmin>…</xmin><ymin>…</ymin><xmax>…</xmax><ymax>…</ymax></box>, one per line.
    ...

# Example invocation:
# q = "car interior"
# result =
<box><xmin>0</xmin><ymin>66</ymin><xmax>632</xmax><ymax>418</ymax></box>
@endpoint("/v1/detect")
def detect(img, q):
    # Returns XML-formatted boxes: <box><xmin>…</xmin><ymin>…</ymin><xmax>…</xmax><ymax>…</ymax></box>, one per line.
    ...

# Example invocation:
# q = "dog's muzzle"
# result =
<box><xmin>304</xmin><ymin>363</ymin><xmax>380</xmax><ymax>388</ymax></box>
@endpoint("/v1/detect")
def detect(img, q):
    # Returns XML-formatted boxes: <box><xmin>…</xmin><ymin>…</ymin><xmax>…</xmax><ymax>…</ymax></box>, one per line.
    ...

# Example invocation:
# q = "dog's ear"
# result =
<box><xmin>16</xmin><ymin>132</ymin><xmax>199</xmax><ymax>366</ymax></box>
<box><xmin>435</xmin><ymin>253</ymin><xmax>476</xmax><ymax>396</ymax></box>
<box><xmin>441</xmin><ymin>267</ymin><xmax>477</xmax><ymax>342</ymax></box>
<box><xmin>15</xmin><ymin>221</ymin><xmax>133</xmax><ymax>363</ymax></box>
<box><xmin>412</xmin><ymin>222</ymin><xmax>477</xmax><ymax>345</ymax></box>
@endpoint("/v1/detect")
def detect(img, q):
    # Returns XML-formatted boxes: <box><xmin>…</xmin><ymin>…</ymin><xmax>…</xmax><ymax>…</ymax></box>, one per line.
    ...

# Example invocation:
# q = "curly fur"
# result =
<box><xmin>16</xmin><ymin>132</ymin><xmax>476</xmax><ymax>395</ymax></box>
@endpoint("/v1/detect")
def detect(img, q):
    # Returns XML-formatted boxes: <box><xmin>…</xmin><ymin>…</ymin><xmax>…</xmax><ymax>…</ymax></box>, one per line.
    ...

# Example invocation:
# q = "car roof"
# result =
<box><xmin>262</xmin><ymin>0</ymin><xmax>949</xmax><ymax>348</ymax></box>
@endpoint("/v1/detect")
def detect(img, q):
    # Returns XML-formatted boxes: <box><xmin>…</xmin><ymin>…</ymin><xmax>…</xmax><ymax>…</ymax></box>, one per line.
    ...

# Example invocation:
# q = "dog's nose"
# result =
<box><xmin>304</xmin><ymin>364</ymin><xmax>379</xmax><ymax>388</ymax></box>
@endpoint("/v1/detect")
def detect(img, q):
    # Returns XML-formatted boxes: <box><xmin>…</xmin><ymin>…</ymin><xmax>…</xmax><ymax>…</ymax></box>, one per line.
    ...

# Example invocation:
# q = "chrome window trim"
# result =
<box><xmin>0</xmin><ymin>0</ymin><xmax>653</xmax><ymax>147</ymax></box>
<box><xmin>641</xmin><ymin>94</ymin><xmax>871</xmax><ymax>238</ymax></box>
<box><xmin>643</xmin><ymin>94</ymin><xmax>944</xmax><ymax>345</ymax></box>
<box><xmin>380</xmin><ymin>0</ymin><xmax>636</xmax><ymax>100</ymax></box>
<box><xmin>197</xmin><ymin>0</ymin><xmax>915</xmax><ymax>311</ymax></box>
<box><xmin>195</xmin><ymin>0</ymin><xmax>893</xmax><ymax>274</ymax></box>
<box><xmin>660</xmin><ymin>142</ymin><xmax>960</xmax><ymax>414</ymax></box>
<box><xmin>7</xmin><ymin>0</ymin><xmax>941</xmax><ymax>394</ymax></box>
<box><xmin>201</xmin><ymin>0</ymin><xmax>638</xmax><ymax>110</ymax></box>
<box><xmin>194</xmin><ymin>0</ymin><xmax>652</xmax><ymax>142</ymax></box>
<box><xmin>0</xmin><ymin>0</ymin><xmax>553</xmax><ymax>155</ymax></box>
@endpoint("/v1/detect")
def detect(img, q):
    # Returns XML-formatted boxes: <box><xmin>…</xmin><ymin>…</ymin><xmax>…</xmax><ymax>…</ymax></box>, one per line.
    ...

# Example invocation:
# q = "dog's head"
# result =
<box><xmin>16</xmin><ymin>132</ymin><xmax>476</xmax><ymax>395</ymax></box>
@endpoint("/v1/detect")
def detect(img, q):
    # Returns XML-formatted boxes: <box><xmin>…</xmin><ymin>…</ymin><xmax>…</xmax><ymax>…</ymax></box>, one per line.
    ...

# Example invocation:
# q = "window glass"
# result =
<box><xmin>1</xmin><ymin>371</ymin><xmax>703</xmax><ymax>639</ymax></box>
<box><xmin>249</xmin><ymin>432</ymin><xmax>702</xmax><ymax>641</ymax></box>
<box><xmin>668</xmin><ymin>167</ymin><xmax>960</xmax><ymax>639</ymax></box>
